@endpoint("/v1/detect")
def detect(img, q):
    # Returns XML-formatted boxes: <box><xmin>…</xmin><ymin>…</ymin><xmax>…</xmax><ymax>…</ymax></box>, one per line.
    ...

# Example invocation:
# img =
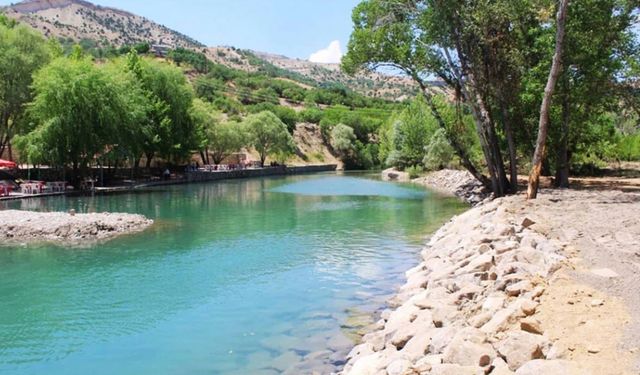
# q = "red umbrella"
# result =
<box><xmin>0</xmin><ymin>159</ymin><xmax>17</xmax><ymax>169</ymax></box>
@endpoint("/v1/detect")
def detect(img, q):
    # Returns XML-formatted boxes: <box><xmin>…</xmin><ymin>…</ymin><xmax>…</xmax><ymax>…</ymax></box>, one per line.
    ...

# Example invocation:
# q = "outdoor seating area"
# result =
<box><xmin>198</xmin><ymin>163</ymin><xmax>259</xmax><ymax>172</ymax></box>
<box><xmin>0</xmin><ymin>178</ymin><xmax>67</xmax><ymax>199</ymax></box>
<box><xmin>0</xmin><ymin>183</ymin><xmax>13</xmax><ymax>197</ymax></box>
<box><xmin>19</xmin><ymin>181</ymin><xmax>67</xmax><ymax>195</ymax></box>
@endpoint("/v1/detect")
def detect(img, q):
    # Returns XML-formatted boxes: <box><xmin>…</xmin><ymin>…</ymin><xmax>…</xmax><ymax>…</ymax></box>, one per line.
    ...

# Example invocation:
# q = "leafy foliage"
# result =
<box><xmin>243</xmin><ymin>111</ymin><xmax>295</xmax><ymax>166</ymax></box>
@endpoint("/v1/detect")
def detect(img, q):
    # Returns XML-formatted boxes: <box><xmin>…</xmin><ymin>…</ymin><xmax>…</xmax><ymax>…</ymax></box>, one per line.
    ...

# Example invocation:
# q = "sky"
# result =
<box><xmin>0</xmin><ymin>0</ymin><xmax>361</xmax><ymax>62</ymax></box>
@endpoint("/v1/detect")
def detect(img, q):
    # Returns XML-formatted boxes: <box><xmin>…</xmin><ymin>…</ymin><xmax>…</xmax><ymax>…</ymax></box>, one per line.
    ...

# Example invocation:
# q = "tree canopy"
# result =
<box><xmin>343</xmin><ymin>0</ymin><xmax>640</xmax><ymax>197</ymax></box>
<box><xmin>243</xmin><ymin>111</ymin><xmax>295</xmax><ymax>166</ymax></box>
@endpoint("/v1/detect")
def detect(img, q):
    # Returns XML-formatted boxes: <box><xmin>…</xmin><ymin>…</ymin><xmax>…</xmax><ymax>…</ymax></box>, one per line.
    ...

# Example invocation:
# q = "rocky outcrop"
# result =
<box><xmin>0</xmin><ymin>210</ymin><xmax>153</xmax><ymax>245</ymax></box>
<box><xmin>413</xmin><ymin>169</ymin><xmax>490</xmax><ymax>205</ymax></box>
<box><xmin>382</xmin><ymin>168</ymin><xmax>411</xmax><ymax>182</ymax></box>
<box><xmin>340</xmin><ymin>197</ymin><xmax>582</xmax><ymax>375</ymax></box>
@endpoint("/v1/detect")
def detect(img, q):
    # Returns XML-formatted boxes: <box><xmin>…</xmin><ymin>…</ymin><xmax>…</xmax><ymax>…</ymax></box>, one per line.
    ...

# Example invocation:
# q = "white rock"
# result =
<box><xmin>386</xmin><ymin>359</ymin><xmax>414</xmax><ymax>375</ymax></box>
<box><xmin>482</xmin><ymin>293</ymin><xmax>507</xmax><ymax>312</ymax></box>
<box><xmin>347</xmin><ymin>342</ymin><xmax>375</xmax><ymax>360</ymax></box>
<box><xmin>429</xmin><ymin>326</ymin><xmax>458</xmax><ymax>354</ymax></box>
<box><xmin>442</xmin><ymin>328</ymin><xmax>496</xmax><ymax>367</ymax></box>
<box><xmin>496</xmin><ymin>331</ymin><xmax>548</xmax><ymax>371</ymax></box>
<box><xmin>506</xmin><ymin>280</ymin><xmax>533</xmax><ymax>297</ymax></box>
<box><xmin>400</xmin><ymin>330</ymin><xmax>433</xmax><ymax>362</ymax></box>
<box><xmin>481</xmin><ymin>299</ymin><xmax>524</xmax><ymax>334</ymax></box>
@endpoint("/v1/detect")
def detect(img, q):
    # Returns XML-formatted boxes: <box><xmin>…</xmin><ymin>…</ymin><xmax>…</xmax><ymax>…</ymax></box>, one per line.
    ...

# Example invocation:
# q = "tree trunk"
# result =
<box><xmin>527</xmin><ymin>0</ymin><xmax>570</xmax><ymax>199</ymax></box>
<box><xmin>442</xmin><ymin>43</ymin><xmax>508</xmax><ymax>196</ymax></box>
<box><xmin>555</xmin><ymin>92</ymin><xmax>570</xmax><ymax>188</ymax></box>
<box><xmin>500</xmin><ymin>103</ymin><xmax>519</xmax><ymax>192</ymax></box>
<box><xmin>467</xmin><ymin>84</ymin><xmax>508</xmax><ymax>197</ymax></box>
<box><xmin>199</xmin><ymin>150</ymin><xmax>207</xmax><ymax>165</ymax></box>
<box><xmin>145</xmin><ymin>152</ymin><xmax>154</xmax><ymax>169</ymax></box>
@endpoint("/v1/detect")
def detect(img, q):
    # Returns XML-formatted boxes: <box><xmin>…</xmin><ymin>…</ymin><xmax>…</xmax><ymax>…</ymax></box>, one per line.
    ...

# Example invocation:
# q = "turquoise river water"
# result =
<box><xmin>0</xmin><ymin>173</ymin><xmax>465</xmax><ymax>375</ymax></box>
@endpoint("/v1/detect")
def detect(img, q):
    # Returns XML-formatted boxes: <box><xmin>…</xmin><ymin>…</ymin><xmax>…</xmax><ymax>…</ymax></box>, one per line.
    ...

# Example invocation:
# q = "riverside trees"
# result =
<box><xmin>343</xmin><ymin>0</ymin><xmax>640</xmax><ymax>198</ymax></box>
<box><xmin>243</xmin><ymin>111</ymin><xmax>295</xmax><ymax>167</ymax></box>
<box><xmin>15</xmin><ymin>50</ymin><xmax>144</xmax><ymax>181</ymax></box>
<box><xmin>0</xmin><ymin>14</ymin><xmax>52</xmax><ymax>161</ymax></box>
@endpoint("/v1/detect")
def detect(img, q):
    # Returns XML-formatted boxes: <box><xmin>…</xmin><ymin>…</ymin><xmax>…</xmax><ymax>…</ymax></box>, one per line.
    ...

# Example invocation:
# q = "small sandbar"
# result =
<box><xmin>0</xmin><ymin>210</ymin><xmax>153</xmax><ymax>245</ymax></box>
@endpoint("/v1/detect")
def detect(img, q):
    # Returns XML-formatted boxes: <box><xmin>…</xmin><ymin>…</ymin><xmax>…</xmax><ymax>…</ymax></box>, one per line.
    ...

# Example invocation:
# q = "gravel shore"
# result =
<box><xmin>340</xmin><ymin>188</ymin><xmax>639</xmax><ymax>375</ymax></box>
<box><xmin>381</xmin><ymin>168</ymin><xmax>491</xmax><ymax>205</ymax></box>
<box><xmin>0</xmin><ymin>210</ymin><xmax>153</xmax><ymax>245</ymax></box>
<box><xmin>412</xmin><ymin>169</ymin><xmax>490</xmax><ymax>206</ymax></box>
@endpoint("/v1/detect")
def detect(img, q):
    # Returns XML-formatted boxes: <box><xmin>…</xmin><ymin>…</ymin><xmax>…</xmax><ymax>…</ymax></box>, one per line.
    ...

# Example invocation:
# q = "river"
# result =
<box><xmin>0</xmin><ymin>172</ymin><xmax>464</xmax><ymax>374</ymax></box>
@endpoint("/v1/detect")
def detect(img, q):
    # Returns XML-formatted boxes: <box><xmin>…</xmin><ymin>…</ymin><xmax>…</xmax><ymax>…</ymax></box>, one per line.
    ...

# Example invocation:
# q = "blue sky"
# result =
<box><xmin>1</xmin><ymin>0</ymin><xmax>361</xmax><ymax>61</ymax></box>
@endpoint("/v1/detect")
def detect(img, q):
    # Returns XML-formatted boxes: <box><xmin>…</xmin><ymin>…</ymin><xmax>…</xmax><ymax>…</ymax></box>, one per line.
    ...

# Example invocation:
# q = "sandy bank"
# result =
<box><xmin>0</xmin><ymin>210</ymin><xmax>153</xmax><ymax>245</ymax></box>
<box><xmin>341</xmin><ymin>188</ymin><xmax>639</xmax><ymax>375</ymax></box>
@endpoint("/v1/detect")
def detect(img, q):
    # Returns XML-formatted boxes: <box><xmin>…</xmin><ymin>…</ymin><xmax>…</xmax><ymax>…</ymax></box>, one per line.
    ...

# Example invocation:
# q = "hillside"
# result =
<box><xmin>3</xmin><ymin>0</ymin><xmax>419</xmax><ymax>99</ymax></box>
<box><xmin>252</xmin><ymin>51</ymin><xmax>419</xmax><ymax>100</ymax></box>
<box><xmin>2</xmin><ymin>0</ymin><xmax>202</xmax><ymax>48</ymax></box>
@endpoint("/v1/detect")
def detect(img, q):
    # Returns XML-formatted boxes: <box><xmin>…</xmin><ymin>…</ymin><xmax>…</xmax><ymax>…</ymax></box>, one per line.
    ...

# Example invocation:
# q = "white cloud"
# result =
<box><xmin>309</xmin><ymin>40</ymin><xmax>343</xmax><ymax>64</ymax></box>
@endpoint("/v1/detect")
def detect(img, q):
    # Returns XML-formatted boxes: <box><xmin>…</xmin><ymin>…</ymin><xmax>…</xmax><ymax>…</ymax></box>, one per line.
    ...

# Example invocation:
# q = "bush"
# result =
<box><xmin>615</xmin><ymin>134</ymin><xmax>640</xmax><ymax>161</ymax></box>
<box><xmin>299</xmin><ymin>107</ymin><xmax>324</xmax><ymax>124</ymax></box>
<box><xmin>405</xmin><ymin>165</ymin><xmax>423</xmax><ymax>179</ymax></box>
<box><xmin>423</xmin><ymin>128</ymin><xmax>455</xmax><ymax>171</ymax></box>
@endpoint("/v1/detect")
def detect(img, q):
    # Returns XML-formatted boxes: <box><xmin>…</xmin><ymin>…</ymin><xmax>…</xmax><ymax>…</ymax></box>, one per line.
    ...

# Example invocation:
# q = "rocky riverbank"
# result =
<box><xmin>340</xmin><ymin>188</ymin><xmax>639</xmax><ymax>375</ymax></box>
<box><xmin>381</xmin><ymin>168</ymin><xmax>490</xmax><ymax>205</ymax></box>
<box><xmin>0</xmin><ymin>210</ymin><xmax>153</xmax><ymax>245</ymax></box>
<box><xmin>412</xmin><ymin>169</ymin><xmax>490</xmax><ymax>206</ymax></box>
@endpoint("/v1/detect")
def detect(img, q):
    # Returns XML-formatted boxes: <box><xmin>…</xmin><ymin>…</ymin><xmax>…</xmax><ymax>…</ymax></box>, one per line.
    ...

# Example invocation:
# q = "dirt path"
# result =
<box><xmin>505</xmin><ymin>189</ymin><xmax>640</xmax><ymax>373</ymax></box>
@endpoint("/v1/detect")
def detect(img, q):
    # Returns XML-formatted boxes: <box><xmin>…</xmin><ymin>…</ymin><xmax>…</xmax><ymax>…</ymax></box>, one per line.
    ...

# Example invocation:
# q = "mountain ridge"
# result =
<box><xmin>3</xmin><ymin>0</ymin><xmax>418</xmax><ymax>99</ymax></box>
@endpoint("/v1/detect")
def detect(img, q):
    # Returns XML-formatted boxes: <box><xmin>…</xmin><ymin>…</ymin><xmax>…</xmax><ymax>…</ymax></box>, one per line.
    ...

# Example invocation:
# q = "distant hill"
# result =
<box><xmin>3</xmin><ymin>0</ymin><xmax>419</xmax><ymax>99</ymax></box>
<box><xmin>3</xmin><ymin>0</ymin><xmax>202</xmax><ymax>48</ymax></box>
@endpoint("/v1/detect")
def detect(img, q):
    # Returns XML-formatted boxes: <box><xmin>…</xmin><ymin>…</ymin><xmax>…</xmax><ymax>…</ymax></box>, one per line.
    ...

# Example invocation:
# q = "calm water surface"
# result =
<box><xmin>0</xmin><ymin>173</ymin><xmax>465</xmax><ymax>375</ymax></box>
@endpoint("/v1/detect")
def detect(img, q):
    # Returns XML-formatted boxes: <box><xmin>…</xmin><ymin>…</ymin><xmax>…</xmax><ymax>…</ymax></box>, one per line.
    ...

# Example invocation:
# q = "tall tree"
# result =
<box><xmin>244</xmin><ymin>111</ymin><xmax>294</xmax><ymax>166</ymax></box>
<box><xmin>342</xmin><ymin>0</ymin><xmax>538</xmax><ymax>196</ymax></box>
<box><xmin>123</xmin><ymin>51</ymin><xmax>197</xmax><ymax>165</ymax></box>
<box><xmin>16</xmin><ymin>54</ymin><xmax>140</xmax><ymax>182</ymax></box>
<box><xmin>551</xmin><ymin>0</ymin><xmax>638</xmax><ymax>187</ymax></box>
<box><xmin>0</xmin><ymin>15</ymin><xmax>51</xmax><ymax>160</ymax></box>
<box><xmin>527</xmin><ymin>0</ymin><xmax>570</xmax><ymax>199</ymax></box>
<box><xmin>188</xmin><ymin>98</ymin><xmax>247</xmax><ymax>164</ymax></box>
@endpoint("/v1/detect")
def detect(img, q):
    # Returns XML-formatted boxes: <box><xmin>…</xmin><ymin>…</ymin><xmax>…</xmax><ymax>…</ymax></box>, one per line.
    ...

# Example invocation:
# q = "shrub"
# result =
<box><xmin>423</xmin><ymin>128</ymin><xmax>455</xmax><ymax>171</ymax></box>
<box><xmin>405</xmin><ymin>165</ymin><xmax>423</xmax><ymax>179</ymax></box>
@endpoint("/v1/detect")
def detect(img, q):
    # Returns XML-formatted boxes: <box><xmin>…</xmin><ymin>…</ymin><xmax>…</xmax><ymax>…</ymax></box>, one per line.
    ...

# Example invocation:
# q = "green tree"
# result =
<box><xmin>330</xmin><ymin>123</ymin><xmax>357</xmax><ymax>158</ymax></box>
<box><xmin>0</xmin><ymin>17</ymin><xmax>52</xmax><ymax>160</ymax></box>
<box><xmin>188</xmin><ymin>98</ymin><xmax>222</xmax><ymax>164</ymax></box>
<box><xmin>244</xmin><ymin>111</ymin><xmax>295</xmax><ymax>166</ymax></box>
<box><xmin>16</xmin><ymin>55</ymin><xmax>140</xmax><ymax>182</ymax></box>
<box><xmin>423</xmin><ymin>129</ymin><xmax>455</xmax><ymax>171</ymax></box>
<box><xmin>189</xmin><ymin>98</ymin><xmax>247</xmax><ymax>164</ymax></box>
<box><xmin>208</xmin><ymin>121</ymin><xmax>247</xmax><ymax>164</ymax></box>
<box><xmin>124</xmin><ymin>51</ymin><xmax>197</xmax><ymax>164</ymax></box>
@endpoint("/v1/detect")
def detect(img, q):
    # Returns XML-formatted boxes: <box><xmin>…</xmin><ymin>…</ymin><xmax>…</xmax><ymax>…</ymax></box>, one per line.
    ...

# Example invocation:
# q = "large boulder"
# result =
<box><xmin>382</xmin><ymin>168</ymin><xmax>410</xmax><ymax>182</ymax></box>
<box><xmin>496</xmin><ymin>331</ymin><xmax>549</xmax><ymax>371</ymax></box>
<box><xmin>442</xmin><ymin>328</ymin><xmax>496</xmax><ymax>367</ymax></box>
